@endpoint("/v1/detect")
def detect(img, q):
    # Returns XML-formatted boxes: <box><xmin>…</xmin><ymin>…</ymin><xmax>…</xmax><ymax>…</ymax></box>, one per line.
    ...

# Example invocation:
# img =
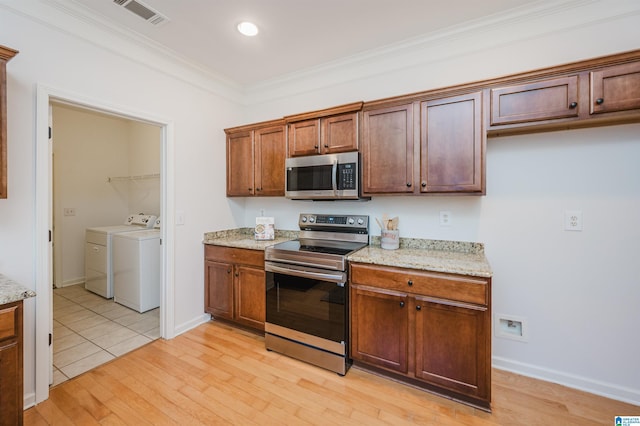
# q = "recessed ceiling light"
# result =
<box><xmin>237</xmin><ymin>21</ymin><xmax>259</xmax><ymax>37</ymax></box>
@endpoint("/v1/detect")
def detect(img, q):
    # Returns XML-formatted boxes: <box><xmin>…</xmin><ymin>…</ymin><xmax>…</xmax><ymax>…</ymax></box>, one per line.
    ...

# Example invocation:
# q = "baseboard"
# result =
<box><xmin>56</xmin><ymin>278</ymin><xmax>85</xmax><ymax>288</ymax></box>
<box><xmin>173</xmin><ymin>313</ymin><xmax>211</xmax><ymax>337</ymax></box>
<box><xmin>492</xmin><ymin>356</ymin><xmax>640</xmax><ymax>406</ymax></box>
<box><xmin>24</xmin><ymin>391</ymin><xmax>36</xmax><ymax>410</ymax></box>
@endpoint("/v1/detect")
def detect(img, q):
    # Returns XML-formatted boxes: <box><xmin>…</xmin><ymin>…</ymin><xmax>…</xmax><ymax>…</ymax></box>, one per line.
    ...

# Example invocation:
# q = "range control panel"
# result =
<box><xmin>299</xmin><ymin>214</ymin><xmax>369</xmax><ymax>233</ymax></box>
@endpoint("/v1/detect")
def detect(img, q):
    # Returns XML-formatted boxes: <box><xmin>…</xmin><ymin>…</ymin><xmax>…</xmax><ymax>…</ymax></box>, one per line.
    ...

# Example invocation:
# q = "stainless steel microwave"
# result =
<box><xmin>285</xmin><ymin>151</ymin><xmax>367</xmax><ymax>200</ymax></box>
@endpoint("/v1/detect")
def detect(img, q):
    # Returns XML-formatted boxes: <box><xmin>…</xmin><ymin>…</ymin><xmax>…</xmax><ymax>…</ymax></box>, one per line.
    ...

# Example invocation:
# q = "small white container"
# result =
<box><xmin>381</xmin><ymin>229</ymin><xmax>399</xmax><ymax>250</ymax></box>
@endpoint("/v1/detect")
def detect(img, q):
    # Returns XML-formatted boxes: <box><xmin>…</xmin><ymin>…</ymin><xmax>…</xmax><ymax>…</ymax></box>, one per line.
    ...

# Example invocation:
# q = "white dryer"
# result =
<box><xmin>112</xmin><ymin>218</ymin><xmax>161</xmax><ymax>313</ymax></box>
<box><xmin>85</xmin><ymin>214</ymin><xmax>156</xmax><ymax>298</ymax></box>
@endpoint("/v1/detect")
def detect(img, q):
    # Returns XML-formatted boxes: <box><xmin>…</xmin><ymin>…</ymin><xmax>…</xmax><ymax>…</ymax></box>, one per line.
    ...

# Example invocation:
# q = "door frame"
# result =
<box><xmin>34</xmin><ymin>84</ymin><xmax>176</xmax><ymax>404</ymax></box>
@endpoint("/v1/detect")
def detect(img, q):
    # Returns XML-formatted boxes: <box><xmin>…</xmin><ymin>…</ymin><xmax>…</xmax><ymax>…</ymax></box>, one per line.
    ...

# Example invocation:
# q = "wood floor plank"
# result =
<box><xmin>25</xmin><ymin>321</ymin><xmax>640</xmax><ymax>425</ymax></box>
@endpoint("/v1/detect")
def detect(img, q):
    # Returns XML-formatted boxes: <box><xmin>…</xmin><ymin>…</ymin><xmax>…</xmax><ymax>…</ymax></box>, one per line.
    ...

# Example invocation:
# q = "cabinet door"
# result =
<box><xmin>414</xmin><ymin>297</ymin><xmax>489</xmax><ymax>400</ymax></box>
<box><xmin>591</xmin><ymin>61</ymin><xmax>640</xmax><ymax>114</ymax></box>
<box><xmin>421</xmin><ymin>92</ymin><xmax>484</xmax><ymax>193</ymax></box>
<box><xmin>350</xmin><ymin>285</ymin><xmax>409</xmax><ymax>374</ymax></box>
<box><xmin>288</xmin><ymin>119</ymin><xmax>320</xmax><ymax>157</ymax></box>
<box><xmin>254</xmin><ymin>125</ymin><xmax>285</xmax><ymax>196</ymax></box>
<box><xmin>490</xmin><ymin>76</ymin><xmax>579</xmax><ymax>125</ymax></box>
<box><xmin>234</xmin><ymin>265</ymin><xmax>266</xmax><ymax>331</ymax></box>
<box><xmin>0</xmin><ymin>302</ymin><xmax>22</xmax><ymax>425</ymax></box>
<box><xmin>321</xmin><ymin>112</ymin><xmax>358</xmax><ymax>153</ymax></box>
<box><xmin>205</xmin><ymin>260</ymin><xmax>234</xmax><ymax>321</ymax></box>
<box><xmin>226</xmin><ymin>130</ymin><xmax>254</xmax><ymax>196</ymax></box>
<box><xmin>362</xmin><ymin>103</ymin><xmax>415</xmax><ymax>194</ymax></box>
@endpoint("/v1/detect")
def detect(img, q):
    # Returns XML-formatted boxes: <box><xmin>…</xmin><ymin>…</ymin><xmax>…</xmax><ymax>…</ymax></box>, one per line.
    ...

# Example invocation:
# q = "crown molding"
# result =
<box><xmin>1</xmin><ymin>0</ymin><xmax>245</xmax><ymax>103</ymax></box>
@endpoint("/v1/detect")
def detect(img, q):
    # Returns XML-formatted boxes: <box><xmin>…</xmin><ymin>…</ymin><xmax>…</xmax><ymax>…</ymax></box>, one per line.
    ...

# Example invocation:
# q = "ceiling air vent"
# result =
<box><xmin>113</xmin><ymin>0</ymin><xmax>169</xmax><ymax>26</ymax></box>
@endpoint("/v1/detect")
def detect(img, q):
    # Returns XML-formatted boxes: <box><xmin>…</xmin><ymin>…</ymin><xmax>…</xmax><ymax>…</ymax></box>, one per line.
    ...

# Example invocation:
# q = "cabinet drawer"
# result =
<box><xmin>350</xmin><ymin>263</ymin><xmax>488</xmax><ymax>306</ymax></box>
<box><xmin>0</xmin><ymin>304</ymin><xmax>18</xmax><ymax>341</ymax></box>
<box><xmin>205</xmin><ymin>245</ymin><xmax>264</xmax><ymax>268</ymax></box>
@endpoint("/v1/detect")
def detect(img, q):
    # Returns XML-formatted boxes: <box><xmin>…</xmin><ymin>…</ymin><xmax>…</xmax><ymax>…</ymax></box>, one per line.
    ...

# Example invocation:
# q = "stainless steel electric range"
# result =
<box><xmin>264</xmin><ymin>213</ymin><xmax>369</xmax><ymax>375</ymax></box>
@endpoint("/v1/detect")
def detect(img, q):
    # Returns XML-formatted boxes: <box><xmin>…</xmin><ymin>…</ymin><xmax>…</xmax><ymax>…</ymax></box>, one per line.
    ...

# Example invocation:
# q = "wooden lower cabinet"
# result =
<box><xmin>204</xmin><ymin>245</ymin><xmax>265</xmax><ymax>331</ymax></box>
<box><xmin>350</xmin><ymin>263</ymin><xmax>491</xmax><ymax>410</ymax></box>
<box><xmin>0</xmin><ymin>301</ymin><xmax>23</xmax><ymax>426</ymax></box>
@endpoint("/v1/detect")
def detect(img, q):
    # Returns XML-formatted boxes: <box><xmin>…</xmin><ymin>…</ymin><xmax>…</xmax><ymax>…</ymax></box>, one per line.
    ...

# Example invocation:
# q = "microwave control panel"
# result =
<box><xmin>337</xmin><ymin>163</ymin><xmax>356</xmax><ymax>190</ymax></box>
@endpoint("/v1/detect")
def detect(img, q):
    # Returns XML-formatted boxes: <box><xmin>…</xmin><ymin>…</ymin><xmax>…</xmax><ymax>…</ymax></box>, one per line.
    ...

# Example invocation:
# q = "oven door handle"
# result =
<box><xmin>265</xmin><ymin>262</ymin><xmax>346</xmax><ymax>284</ymax></box>
<box><xmin>331</xmin><ymin>159</ymin><xmax>338</xmax><ymax>194</ymax></box>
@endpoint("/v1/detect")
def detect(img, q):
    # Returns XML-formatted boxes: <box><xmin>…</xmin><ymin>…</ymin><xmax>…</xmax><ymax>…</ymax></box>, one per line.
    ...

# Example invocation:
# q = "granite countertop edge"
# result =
<box><xmin>203</xmin><ymin>229</ymin><xmax>492</xmax><ymax>278</ymax></box>
<box><xmin>0</xmin><ymin>274</ymin><xmax>37</xmax><ymax>305</ymax></box>
<box><xmin>203</xmin><ymin>228</ymin><xmax>298</xmax><ymax>250</ymax></box>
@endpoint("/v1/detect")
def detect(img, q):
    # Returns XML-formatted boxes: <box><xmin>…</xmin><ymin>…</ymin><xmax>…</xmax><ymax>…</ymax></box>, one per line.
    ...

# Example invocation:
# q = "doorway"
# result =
<box><xmin>50</xmin><ymin>103</ymin><xmax>161</xmax><ymax>386</ymax></box>
<box><xmin>35</xmin><ymin>85</ymin><xmax>176</xmax><ymax>405</ymax></box>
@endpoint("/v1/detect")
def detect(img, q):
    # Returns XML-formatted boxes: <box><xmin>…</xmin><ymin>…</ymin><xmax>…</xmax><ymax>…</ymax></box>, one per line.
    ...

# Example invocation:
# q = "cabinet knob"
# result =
<box><xmin>399</xmin><ymin>301</ymin><xmax>405</xmax><ymax>308</ymax></box>
<box><xmin>596</xmin><ymin>98</ymin><xmax>604</xmax><ymax>105</ymax></box>
<box><xmin>226</xmin><ymin>268</ymin><xmax>231</xmax><ymax>273</ymax></box>
<box><xmin>314</xmin><ymin>145</ymin><xmax>319</xmax><ymax>149</ymax></box>
<box><xmin>407</xmin><ymin>280</ymin><xmax>413</xmax><ymax>286</ymax></box>
<box><xmin>406</xmin><ymin>182</ymin><xmax>412</xmax><ymax>188</ymax></box>
<box><xmin>235</xmin><ymin>272</ymin><xmax>239</xmax><ymax>277</ymax></box>
<box><xmin>324</xmin><ymin>144</ymin><xmax>329</xmax><ymax>148</ymax></box>
<box><xmin>421</xmin><ymin>182</ymin><xmax>426</xmax><ymax>188</ymax></box>
<box><xmin>248</xmin><ymin>188</ymin><xmax>252</xmax><ymax>191</ymax></box>
<box><xmin>416</xmin><ymin>305</ymin><xmax>422</xmax><ymax>311</ymax></box>
<box><xmin>256</xmin><ymin>188</ymin><xmax>261</xmax><ymax>192</ymax></box>
<box><xmin>569</xmin><ymin>102</ymin><xmax>578</xmax><ymax>109</ymax></box>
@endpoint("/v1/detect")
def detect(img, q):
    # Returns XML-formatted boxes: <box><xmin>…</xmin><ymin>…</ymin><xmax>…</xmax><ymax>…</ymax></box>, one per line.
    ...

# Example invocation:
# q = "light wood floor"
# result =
<box><xmin>25</xmin><ymin>321</ymin><xmax>638</xmax><ymax>425</ymax></box>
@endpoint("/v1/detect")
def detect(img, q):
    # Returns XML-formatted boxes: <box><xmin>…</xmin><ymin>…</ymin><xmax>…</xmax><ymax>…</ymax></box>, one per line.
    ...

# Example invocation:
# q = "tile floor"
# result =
<box><xmin>52</xmin><ymin>283</ymin><xmax>160</xmax><ymax>386</ymax></box>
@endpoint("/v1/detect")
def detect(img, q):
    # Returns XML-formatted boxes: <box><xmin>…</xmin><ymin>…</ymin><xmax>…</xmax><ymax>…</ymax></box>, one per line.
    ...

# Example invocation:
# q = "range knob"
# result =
<box><xmin>347</xmin><ymin>217</ymin><xmax>355</xmax><ymax>225</ymax></box>
<box><xmin>301</xmin><ymin>216</ymin><xmax>308</xmax><ymax>223</ymax></box>
<box><xmin>357</xmin><ymin>218</ymin><xmax>364</xmax><ymax>225</ymax></box>
<box><xmin>308</xmin><ymin>216</ymin><xmax>316</xmax><ymax>223</ymax></box>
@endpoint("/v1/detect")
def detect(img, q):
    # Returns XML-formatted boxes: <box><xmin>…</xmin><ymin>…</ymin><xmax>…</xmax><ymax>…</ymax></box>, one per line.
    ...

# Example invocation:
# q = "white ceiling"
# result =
<box><xmin>66</xmin><ymin>0</ymin><xmax>549</xmax><ymax>87</ymax></box>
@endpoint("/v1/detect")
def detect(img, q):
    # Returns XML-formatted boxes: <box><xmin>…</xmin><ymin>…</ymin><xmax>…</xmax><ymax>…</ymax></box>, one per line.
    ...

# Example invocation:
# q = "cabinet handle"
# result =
<box><xmin>248</xmin><ymin>187</ymin><xmax>252</xmax><ymax>191</ymax></box>
<box><xmin>399</xmin><ymin>301</ymin><xmax>405</xmax><ymax>308</ymax></box>
<box><xmin>235</xmin><ymin>272</ymin><xmax>239</xmax><ymax>277</ymax></box>
<box><xmin>407</xmin><ymin>280</ymin><xmax>413</xmax><ymax>286</ymax></box>
<box><xmin>314</xmin><ymin>145</ymin><xmax>319</xmax><ymax>149</ymax></box>
<box><xmin>416</xmin><ymin>305</ymin><xmax>422</xmax><ymax>311</ymax></box>
<box><xmin>324</xmin><ymin>144</ymin><xmax>329</xmax><ymax>148</ymax></box>
<box><xmin>226</xmin><ymin>268</ymin><xmax>231</xmax><ymax>274</ymax></box>
<box><xmin>406</xmin><ymin>182</ymin><xmax>412</xmax><ymax>187</ymax></box>
<box><xmin>596</xmin><ymin>98</ymin><xmax>604</xmax><ymax>105</ymax></box>
<box><xmin>256</xmin><ymin>188</ymin><xmax>261</xmax><ymax>192</ymax></box>
<box><xmin>569</xmin><ymin>102</ymin><xmax>578</xmax><ymax>109</ymax></box>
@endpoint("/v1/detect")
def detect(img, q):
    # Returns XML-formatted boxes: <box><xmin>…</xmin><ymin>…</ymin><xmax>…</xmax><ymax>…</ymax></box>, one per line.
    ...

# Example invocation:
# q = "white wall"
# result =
<box><xmin>1</xmin><ymin>0</ymin><xmax>639</xmax><ymax>409</ymax></box>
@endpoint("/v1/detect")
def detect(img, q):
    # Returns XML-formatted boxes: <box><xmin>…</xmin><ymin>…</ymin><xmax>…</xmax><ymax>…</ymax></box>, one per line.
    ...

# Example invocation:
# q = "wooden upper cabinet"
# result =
<box><xmin>286</xmin><ymin>102</ymin><xmax>362</xmax><ymax>157</ymax></box>
<box><xmin>489</xmin><ymin>75</ymin><xmax>580</xmax><ymax>125</ymax></box>
<box><xmin>421</xmin><ymin>92</ymin><xmax>484</xmax><ymax>193</ymax></box>
<box><xmin>321</xmin><ymin>112</ymin><xmax>358</xmax><ymax>154</ymax></box>
<box><xmin>225</xmin><ymin>120</ymin><xmax>285</xmax><ymax>197</ymax></box>
<box><xmin>287</xmin><ymin>119</ymin><xmax>320</xmax><ymax>156</ymax></box>
<box><xmin>361</xmin><ymin>103</ymin><xmax>415</xmax><ymax>194</ymax></box>
<box><xmin>226</xmin><ymin>130</ymin><xmax>254</xmax><ymax>196</ymax></box>
<box><xmin>0</xmin><ymin>45</ymin><xmax>18</xmax><ymax>199</ymax></box>
<box><xmin>254</xmin><ymin>125</ymin><xmax>286</xmax><ymax>196</ymax></box>
<box><xmin>590</xmin><ymin>61</ymin><xmax>640</xmax><ymax>114</ymax></box>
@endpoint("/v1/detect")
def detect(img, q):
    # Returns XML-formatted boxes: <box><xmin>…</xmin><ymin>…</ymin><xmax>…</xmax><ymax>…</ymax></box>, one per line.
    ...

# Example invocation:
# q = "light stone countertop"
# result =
<box><xmin>0</xmin><ymin>274</ymin><xmax>37</xmax><ymax>305</ymax></box>
<box><xmin>203</xmin><ymin>227</ymin><xmax>298</xmax><ymax>251</ymax></box>
<box><xmin>203</xmin><ymin>229</ymin><xmax>491</xmax><ymax>278</ymax></box>
<box><xmin>348</xmin><ymin>237</ymin><xmax>492</xmax><ymax>278</ymax></box>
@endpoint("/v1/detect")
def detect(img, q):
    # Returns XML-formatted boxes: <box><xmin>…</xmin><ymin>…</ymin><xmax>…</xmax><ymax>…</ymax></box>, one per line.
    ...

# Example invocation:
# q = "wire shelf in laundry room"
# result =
<box><xmin>107</xmin><ymin>173</ymin><xmax>160</xmax><ymax>183</ymax></box>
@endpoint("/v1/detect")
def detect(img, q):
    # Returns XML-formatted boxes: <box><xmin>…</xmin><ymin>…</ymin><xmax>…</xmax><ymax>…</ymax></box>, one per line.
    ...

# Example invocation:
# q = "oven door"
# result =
<box><xmin>265</xmin><ymin>261</ymin><xmax>347</xmax><ymax>351</ymax></box>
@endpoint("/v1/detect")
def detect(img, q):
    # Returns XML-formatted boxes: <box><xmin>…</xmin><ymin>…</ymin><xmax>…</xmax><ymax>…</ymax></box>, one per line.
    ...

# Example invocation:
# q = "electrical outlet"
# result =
<box><xmin>564</xmin><ymin>210</ymin><xmax>583</xmax><ymax>231</ymax></box>
<box><xmin>439</xmin><ymin>211</ymin><xmax>452</xmax><ymax>227</ymax></box>
<box><xmin>63</xmin><ymin>208</ymin><xmax>76</xmax><ymax>216</ymax></box>
<box><xmin>495</xmin><ymin>314</ymin><xmax>528</xmax><ymax>342</ymax></box>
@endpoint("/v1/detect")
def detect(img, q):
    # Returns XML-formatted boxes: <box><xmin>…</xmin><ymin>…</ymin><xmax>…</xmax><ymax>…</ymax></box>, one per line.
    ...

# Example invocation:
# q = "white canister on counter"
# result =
<box><xmin>381</xmin><ymin>229</ymin><xmax>399</xmax><ymax>250</ymax></box>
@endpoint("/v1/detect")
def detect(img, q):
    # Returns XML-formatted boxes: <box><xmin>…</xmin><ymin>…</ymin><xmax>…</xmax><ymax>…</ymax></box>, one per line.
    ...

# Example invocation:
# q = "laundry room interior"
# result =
<box><xmin>50</xmin><ymin>102</ymin><xmax>162</xmax><ymax>385</ymax></box>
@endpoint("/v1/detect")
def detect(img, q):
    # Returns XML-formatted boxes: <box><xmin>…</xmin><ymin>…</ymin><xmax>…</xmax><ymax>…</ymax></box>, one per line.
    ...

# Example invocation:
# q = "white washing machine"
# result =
<box><xmin>85</xmin><ymin>214</ymin><xmax>156</xmax><ymax>298</ymax></box>
<box><xmin>112</xmin><ymin>218</ymin><xmax>161</xmax><ymax>313</ymax></box>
